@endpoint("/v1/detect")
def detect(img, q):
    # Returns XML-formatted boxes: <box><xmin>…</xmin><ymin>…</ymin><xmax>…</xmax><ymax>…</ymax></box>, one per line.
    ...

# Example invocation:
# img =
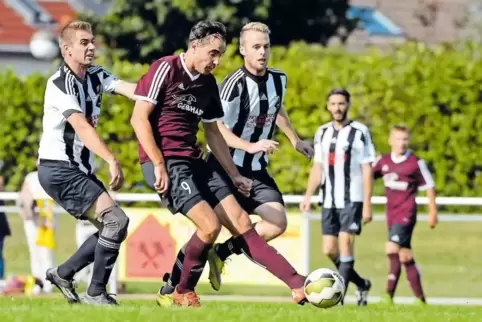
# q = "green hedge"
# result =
<box><xmin>1</xmin><ymin>41</ymin><xmax>481</xmax><ymax>203</ymax></box>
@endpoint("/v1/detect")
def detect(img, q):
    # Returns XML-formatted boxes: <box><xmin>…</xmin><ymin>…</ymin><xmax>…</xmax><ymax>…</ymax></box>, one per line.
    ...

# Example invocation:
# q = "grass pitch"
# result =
<box><xmin>0</xmin><ymin>297</ymin><xmax>481</xmax><ymax>322</ymax></box>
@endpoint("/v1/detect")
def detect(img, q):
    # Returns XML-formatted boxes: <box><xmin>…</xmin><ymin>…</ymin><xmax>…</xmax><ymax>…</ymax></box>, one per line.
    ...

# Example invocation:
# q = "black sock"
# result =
<box><xmin>215</xmin><ymin>237</ymin><xmax>239</xmax><ymax>261</ymax></box>
<box><xmin>87</xmin><ymin>235</ymin><xmax>120</xmax><ymax>297</ymax></box>
<box><xmin>339</xmin><ymin>259</ymin><xmax>366</xmax><ymax>289</ymax></box>
<box><xmin>167</xmin><ymin>246</ymin><xmax>185</xmax><ymax>288</ymax></box>
<box><xmin>58</xmin><ymin>232</ymin><xmax>98</xmax><ymax>280</ymax></box>
<box><xmin>330</xmin><ymin>255</ymin><xmax>341</xmax><ymax>269</ymax></box>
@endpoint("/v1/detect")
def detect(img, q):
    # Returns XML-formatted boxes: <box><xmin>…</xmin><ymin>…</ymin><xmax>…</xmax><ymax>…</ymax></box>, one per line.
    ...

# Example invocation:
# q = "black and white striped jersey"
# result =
<box><xmin>218</xmin><ymin>66</ymin><xmax>287</xmax><ymax>171</ymax></box>
<box><xmin>313</xmin><ymin>121</ymin><xmax>376</xmax><ymax>209</ymax></box>
<box><xmin>38</xmin><ymin>63</ymin><xmax>119</xmax><ymax>174</ymax></box>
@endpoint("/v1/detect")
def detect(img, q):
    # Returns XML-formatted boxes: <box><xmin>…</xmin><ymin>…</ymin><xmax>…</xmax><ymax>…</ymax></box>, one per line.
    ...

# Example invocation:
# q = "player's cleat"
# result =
<box><xmin>155</xmin><ymin>273</ymin><xmax>175</xmax><ymax>307</ymax></box>
<box><xmin>414</xmin><ymin>298</ymin><xmax>427</xmax><ymax>306</ymax></box>
<box><xmin>82</xmin><ymin>292</ymin><xmax>119</xmax><ymax>305</ymax></box>
<box><xmin>156</xmin><ymin>290</ymin><xmax>174</xmax><ymax>307</ymax></box>
<box><xmin>172</xmin><ymin>286</ymin><xmax>201</xmax><ymax>307</ymax></box>
<box><xmin>291</xmin><ymin>287</ymin><xmax>308</xmax><ymax>305</ymax></box>
<box><xmin>207</xmin><ymin>244</ymin><xmax>224</xmax><ymax>291</ymax></box>
<box><xmin>45</xmin><ymin>267</ymin><xmax>80</xmax><ymax>304</ymax></box>
<box><xmin>355</xmin><ymin>279</ymin><xmax>372</xmax><ymax>306</ymax></box>
<box><xmin>379</xmin><ymin>293</ymin><xmax>394</xmax><ymax>305</ymax></box>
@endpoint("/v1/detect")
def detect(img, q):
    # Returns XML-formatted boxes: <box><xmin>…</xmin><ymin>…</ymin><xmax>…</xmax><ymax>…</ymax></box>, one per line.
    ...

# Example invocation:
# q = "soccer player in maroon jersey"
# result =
<box><xmin>130</xmin><ymin>21</ymin><xmax>307</xmax><ymax>307</ymax></box>
<box><xmin>373</xmin><ymin>125</ymin><xmax>438</xmax><ymax>304</ymax></box>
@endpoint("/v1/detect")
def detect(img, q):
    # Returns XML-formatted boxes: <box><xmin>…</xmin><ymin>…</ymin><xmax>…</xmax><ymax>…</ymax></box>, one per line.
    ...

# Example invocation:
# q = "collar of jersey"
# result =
<box><xmin>60</xmin><ymin>61</ymin><xmax>88</xmax><ymax>83</ymax></box>
<box><xmin>331</xmin><ymin>120</ymin><xmax>353</xmax><ymax>131</ymax></box>
<box><xmin>391</xmin><ymin>150</ymin><xmax>411</xmax><ymax>163</ymax></box>
<box><xmin>242</xmin><ymin>66</ymin><xmax>269</xmax><ymax>83</ymax></box>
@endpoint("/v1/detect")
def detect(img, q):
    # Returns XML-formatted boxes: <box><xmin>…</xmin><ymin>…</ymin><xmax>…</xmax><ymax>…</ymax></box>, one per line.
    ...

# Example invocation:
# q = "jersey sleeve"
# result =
<box><xmin>134</xmin><ymin>59</ymin><xmax>172</xmax><ymax>105</ymax></box>
<box><xmin>49</xmin><ymin>78</ymin><xmax>83</xmax><ymax>119</ymax></box>
<box><xmin>313</xmin><ymin>126</ymin><xmax>325</xmax><ymax>164</ymax></box>
<box><xmin>361</xmin><ymin>127</ymin><xmax>376</xmax><ymax>164</ymax></box>
<box><xmin>218</xmin><ymin>73</ymin><xmax>242</xmax><ymax>127</ymax></box>
<box><xmin>415</xmin><ymin>159</ymin><xmax>435</xmax><ymax>190</ymax></box>
<box><xmin>100</xmin><ymin>68</ymin><xmax>120</xmax><ymax>93</ymax></box>
<box><xmin>202</xmin><ymin>78</ymin><xmax>225</xmax><ymax>123</ymax></box>
<box><xmin>372</xmin><ymin>155</ymin><xmax>384</xmax><ymax>179</ymax></box>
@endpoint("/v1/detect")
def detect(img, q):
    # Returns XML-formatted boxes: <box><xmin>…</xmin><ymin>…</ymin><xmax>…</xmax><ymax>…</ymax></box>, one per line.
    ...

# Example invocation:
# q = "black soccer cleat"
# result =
<box><xmin>355</xmin><ymin>279</ymin><xmax>372</xmax><ymax>306</ymax></box>
<box><xmin>82</xmin><ymin>292</ymin><xmax>119</xmax><ymax>306</ymax></box>
<box><xmin>45</xmin><ymin>267</ymin><xmax>81</xmax><ymax>304</ymax></box>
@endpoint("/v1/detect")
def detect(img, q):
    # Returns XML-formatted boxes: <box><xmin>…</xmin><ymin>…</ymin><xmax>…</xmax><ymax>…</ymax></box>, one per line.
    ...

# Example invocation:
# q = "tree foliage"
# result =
<box><xmin>1</xmin><ymin>42</ymin><xmax>481</xmax><ymax>209</ymax></box>
<box><xmin>80</xmin><ymin>0</ymin><xmax>355</xmax><ymax>64</ymax></box>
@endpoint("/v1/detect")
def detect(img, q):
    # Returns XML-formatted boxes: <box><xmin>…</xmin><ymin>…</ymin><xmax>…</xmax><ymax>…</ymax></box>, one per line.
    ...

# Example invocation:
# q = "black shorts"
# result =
<box><xmin>388</xmin><ymin>223</ymin><xmax>416</xmax><ymax>249</ymax></box>
<box><xmin>141</xmin><ymin>157</ymin><xmax>231</xmax><ymax>216</ymax></box>
<box><xmin>206</xmin><ymin>155</ymin><xmax>284</xmax><ymax>214</ymax></box>
<box><xmin>321</xmin><ymin>202</ymin><xmax>363</xmax><ymax>236</ymax></box>
<box><xmin>38</xmin><ymin>159</ymin><xmax>106</xmax><ymax>219</ymax></box>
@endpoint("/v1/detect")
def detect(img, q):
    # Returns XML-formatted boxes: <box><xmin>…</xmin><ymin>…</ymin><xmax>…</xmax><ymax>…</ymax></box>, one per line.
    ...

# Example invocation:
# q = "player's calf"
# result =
<box><xmin>400</xmin><ymin>249</ymin><xmax>426</xmax><ymax>303</ymax></box>
<box><xmin>87</xmin><ymin>206</ymin><xmax>129</xmax><ymax>298</ymax></box>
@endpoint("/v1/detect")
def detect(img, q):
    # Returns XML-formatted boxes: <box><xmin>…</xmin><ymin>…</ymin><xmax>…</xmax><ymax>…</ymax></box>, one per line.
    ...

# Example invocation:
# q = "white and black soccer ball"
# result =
<box><xmin>304</xmin><ymin>268</ymin><xmax>345</xmax><ymax>308</ymax></box>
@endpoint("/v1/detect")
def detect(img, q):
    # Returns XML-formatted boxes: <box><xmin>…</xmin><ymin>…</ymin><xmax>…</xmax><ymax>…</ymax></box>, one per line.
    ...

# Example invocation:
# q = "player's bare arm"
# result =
<box><xmin>203</xmin><ymin>121</ymin><xmax>252</xmax><ymax>196</ymax></box>
<box><xmin>66</xmin><ymin>112</ymin><xmax>123</xmax><ymax>191</ymax></box>
<box><xmin>130</xmin><ymin>100</ymin><xmax>168</xmax><ymax>195</ymax></box>
<box><xmin>112</xmin><ymin>81</ymin><xmax>138</xmax><ymax>100</ymax></box>
<box><xmin>217</xmin><ymin>121</ymin><xmax>278</xmax><ymax>155</ymax></box>
<box><xmin>426</xmin><ymin>187</ymin><xmax>438</xmax><ymax>228</ymax></box>
<box><xmin>300</xmin><ymin>162</ymin><xmax>323</xmax><ymax>212</ymax></box>
<box><xmin>276</xmin><ymin>105</ymin><xmax>314</xmax><ymax>159</ymax></box>
<box><xmin>362</xmin><ymin>163</ymin><xmax>373</xmax><ymax>224</ymax></box>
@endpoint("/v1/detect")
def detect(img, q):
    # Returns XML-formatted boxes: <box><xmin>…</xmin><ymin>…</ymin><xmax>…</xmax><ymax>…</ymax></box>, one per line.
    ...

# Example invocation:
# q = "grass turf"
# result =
<box><xmin>3</xmin><ymin>212</ymin><xmax>481</xmax><ymax>298</ymax></box>
<box><xmin>0</xmin><ymin>297</ymin><xmax>481</xmax><ymax>322</ymax></box>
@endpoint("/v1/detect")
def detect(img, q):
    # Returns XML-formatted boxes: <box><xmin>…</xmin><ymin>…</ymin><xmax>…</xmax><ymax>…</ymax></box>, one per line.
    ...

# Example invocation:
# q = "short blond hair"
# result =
<box><xmin>240</xmin><ymin>22</ymin><xmax>270</xmax><ymax>44</ymax></box>
<box><xmin>59</xmin><ymin>20</ymin><xmax>93</xmax><ymax>46</ymax></box>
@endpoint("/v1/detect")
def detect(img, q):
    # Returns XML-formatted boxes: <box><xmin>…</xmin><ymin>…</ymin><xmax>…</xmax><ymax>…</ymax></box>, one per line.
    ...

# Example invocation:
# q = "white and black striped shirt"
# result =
<box><xmin>314</xmin><ymin>121</ymin><xmax>376</xmax><ymax>208</ymax></box>
<box><xmin>218</xmin><ymin>66</ymin><xmax>287</xmax><ymax>171</ymax></box>
<box><xmin>38</xmin><ymin>63</ymin><xmax>119</xmax><ymax>174</ymax></box>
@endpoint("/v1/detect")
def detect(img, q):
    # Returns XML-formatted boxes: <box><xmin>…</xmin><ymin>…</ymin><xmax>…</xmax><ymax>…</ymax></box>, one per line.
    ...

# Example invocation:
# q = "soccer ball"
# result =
<box><xmin>304</xmin><ymin>268</ymin><xmax>345</xmax><ymax>308</ymax></box>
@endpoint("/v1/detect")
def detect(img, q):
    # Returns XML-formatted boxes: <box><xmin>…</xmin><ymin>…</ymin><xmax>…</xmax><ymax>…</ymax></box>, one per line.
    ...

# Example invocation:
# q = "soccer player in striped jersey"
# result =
<box><xmin>156</xmin><ymin>22</ymin><xmax>312</xmax><ymax>302</ymax></box>
<box><xmin>373</xmin><ymin>125</ymin><xmax>438</xmax><ymax>305</ymax></box>
<box><xmin>300</xmin><ymin>88</ymin><xmax>375</xmax><ymax>306</ymax></box>
<box><xmin>37</xmin><ymin>21</ymin><xmax>137</xmax><ymax>305</ymax></box>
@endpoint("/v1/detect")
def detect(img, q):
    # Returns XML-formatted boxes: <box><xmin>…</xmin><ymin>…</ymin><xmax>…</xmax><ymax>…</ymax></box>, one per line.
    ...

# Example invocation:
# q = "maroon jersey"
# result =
<box><xmin>134</xmin><ymin>54</ymin><xmax>224</xmax><ymax>162</ymax></box>
<box><xmin>373</xmin><ymin>151</ymin><xmax>435</xmax><ymax>225</ymax></box>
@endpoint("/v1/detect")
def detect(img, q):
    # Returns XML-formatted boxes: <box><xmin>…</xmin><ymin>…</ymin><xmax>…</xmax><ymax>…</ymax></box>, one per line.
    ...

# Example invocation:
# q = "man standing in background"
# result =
<box><xmin>17</xmin><ymin>167</ymin><xmax>55</xmax><ymax>293</ymax></box>
<box><xmin>0</xmin><ymin>173</ymin><xmax>11</xmax><ymax>280</ymax></box>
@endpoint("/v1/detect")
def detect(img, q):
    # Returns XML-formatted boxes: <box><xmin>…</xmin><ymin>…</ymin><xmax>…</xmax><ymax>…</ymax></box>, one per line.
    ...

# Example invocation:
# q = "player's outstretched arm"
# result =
<box><xmin>204</xmin><ymin>122</ymin><xmax>251</xmax><ymax>196</ymax></box>
<box><xmin>112</xmin><ymin>81</ymin><xmax>138</xmax><ymax>100</ymax></box>
<box><xmin>362</xmin><ymin>163</ymin><xmax>374</xmax><ymax>224</ymax></box>
<box><xmin>276</xmin><ymin>106</ymin><xmax>313</xmax><ymax>159</ymax></box>
<box><xmin>217</xmin><ymin>121</ymin><xmax>279</xmax><ymax>155</ymax></box>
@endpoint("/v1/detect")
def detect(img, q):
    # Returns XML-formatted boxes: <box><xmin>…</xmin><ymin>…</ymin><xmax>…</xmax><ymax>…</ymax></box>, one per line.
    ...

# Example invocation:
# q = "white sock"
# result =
<box><xmin>38</xmin><ymin>246</ymin><xmax>55</xmax><ymax>293</ymax></box>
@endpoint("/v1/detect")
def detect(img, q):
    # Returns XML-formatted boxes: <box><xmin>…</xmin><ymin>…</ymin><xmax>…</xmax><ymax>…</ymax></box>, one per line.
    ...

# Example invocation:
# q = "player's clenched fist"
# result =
<box><xmin>232</xmin><ymin>175</ymin><xmax>252</xmax><ymax>197</ymax></box>
<box><xmin>154</xmin><ymin>163</ymin><xmax>169</xmax><ymax>196</ymax></box>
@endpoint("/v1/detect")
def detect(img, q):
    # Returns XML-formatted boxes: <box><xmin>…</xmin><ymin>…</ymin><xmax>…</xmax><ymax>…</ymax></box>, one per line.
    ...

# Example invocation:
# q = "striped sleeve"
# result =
<box><xmin>218</xmin><ymin>69</ymin><xmax>243</xmax><ymax>127</ymax></box>
<box><xmin>361</xmin><ymin>127</ymin><xmax>376</xmax><ymax>164</ymax></box>
<box><xmin>313</xmin><ymin>125</ymin><xmax>326</xmax><ymax>163</ymax></box>
<box><xmin>416</xmin><ymin>159</ymin><xmax>435</xmax><ymax>191</ymax></box>
<box><xmin>51</xmin><ymin>75</ymin><xmax>83</xmax><ymax>119</ymax></box>
<box><xmin>134</xmin><ymin>59</ymin><xmax>171</xmax><ymax>104</ymax></box>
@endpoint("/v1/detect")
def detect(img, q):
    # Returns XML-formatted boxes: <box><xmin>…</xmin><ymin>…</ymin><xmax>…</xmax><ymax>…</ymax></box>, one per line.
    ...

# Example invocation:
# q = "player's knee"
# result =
<box><xmin>97</xmin><ymin>206</ymin><xmax>130</xmax><ymax>242</ymax></box>
<box><xmin>322</xmin><ymin>244</ymin><xmax>338</xmax><ymax>258</ymax></box>
<box><xmin>398</xmin><ymin>248</ymin><xmax>413</xmax><ymax>262</ymax></box>
<box><xmin>385</xmin><ymin>242</ymin><xmax>400</xmax><ymax>254</ymax></box>
<box><xmin>202</xmin><ymin>219</ymin><xmax>221</xmax><ymax>243</ymax></box>
<box><xmin>234</xmin><ymin>209</ymin><xmax>252</xmax><ymax>233</ymax></box>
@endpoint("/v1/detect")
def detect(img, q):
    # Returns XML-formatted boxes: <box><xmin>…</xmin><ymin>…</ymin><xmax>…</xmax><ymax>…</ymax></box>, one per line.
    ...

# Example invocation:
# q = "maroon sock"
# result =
<box><xmin>387</xmin><ymin>254</ymin><xmax>401</xmax><ymax>298</ymax></box>
<box><xmin>177</xmin><ymin>233</ymin><xmax>212</xmax><ymax>294</ymax></box>
<box><xmin>403</xmin><ymin>259</ymin><xmax>425</xmax><ymax>301</ymax></box>
<box><xmin>233</xmin><ymin>228</ymin><xmax>304</xmax><ymax>289</ymax></box>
